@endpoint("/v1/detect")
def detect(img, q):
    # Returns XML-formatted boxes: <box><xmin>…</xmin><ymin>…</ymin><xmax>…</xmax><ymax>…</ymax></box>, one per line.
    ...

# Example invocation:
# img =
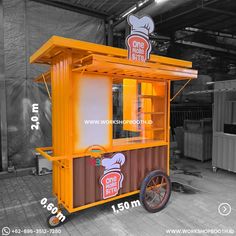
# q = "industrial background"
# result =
<box><xmin>0</xmin><ymin>0</ymin><xmax>236</xmax><ymax>235</ymax></box>
<box><xmin>1</xmin><ymin>0</ymin><xmax>236</xmax><ymax>171</ymax></box>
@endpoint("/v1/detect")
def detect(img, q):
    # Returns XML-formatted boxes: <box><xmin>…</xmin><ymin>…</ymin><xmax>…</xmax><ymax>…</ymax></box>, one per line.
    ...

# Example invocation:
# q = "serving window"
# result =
<box><xmin>113</xmin><ymin>78</ymin><xmax>168</xmax><ymax>146</ymax></box>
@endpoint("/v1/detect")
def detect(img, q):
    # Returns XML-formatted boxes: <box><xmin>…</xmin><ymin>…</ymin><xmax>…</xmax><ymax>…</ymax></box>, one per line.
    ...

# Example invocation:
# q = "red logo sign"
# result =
<box><xmin>126</xmin><ymin>35</ymin><xmax>150</xmax><ymax>62</ymax></box>
<box><xmin>100</xmin><ymin>153</ymin><xmax>125</xmax><ymax>199</ymax></box>
<box><xmin>101</xmin><ymin>172</ymin><xmax>124</xmax><ymax>199</ymax></box>
<box><xmin>126</xmin><ymin>15</ymin><xmax>154</xmax><ymax>62</ymax></box>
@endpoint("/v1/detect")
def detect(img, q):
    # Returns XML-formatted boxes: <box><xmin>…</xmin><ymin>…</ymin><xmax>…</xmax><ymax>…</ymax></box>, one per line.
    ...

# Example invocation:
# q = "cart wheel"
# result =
<box><xmin>140</xmin><ymin>170</ymin><xmax>171</xmax><ymax>213</ymax></box>
<box><xmin>47</xmin><ymin>214</ymin><xmax>62</xmax><ymax>228</ymax></box>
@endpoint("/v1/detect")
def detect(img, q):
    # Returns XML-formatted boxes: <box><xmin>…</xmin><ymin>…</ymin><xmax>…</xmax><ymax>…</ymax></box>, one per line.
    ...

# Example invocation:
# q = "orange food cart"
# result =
<box><xmin>30</xmin><ymin>36</ymin><xmax>197</xmax><ymax>227</ymax></box>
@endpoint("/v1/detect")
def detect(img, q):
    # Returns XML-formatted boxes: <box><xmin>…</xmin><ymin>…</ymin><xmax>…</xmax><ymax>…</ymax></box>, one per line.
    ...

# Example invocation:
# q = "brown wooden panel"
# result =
<box><xmin>138</xmin><ymin>148</ymin><xmax>146</xmax><ymax>185</ymax></box>
<box><xmin>73</xmin><ymin>145</ymin><xmax>168</xmax><ymax>208</ymax></box>
<box><xmin>130</xmin><ymin>149</ymin><xmax>138</xmax><ymax>191</ymax></box>
<box><xmin>121</xmin><ymin>151</ymin><xmax>131</xmax><ymax>194</ymax></box>
<box><xmin>73</xmin><ymin>158</ymin><xmax>85</xmax><ymax>207</ymax></box>
<box><xmin>95</xmin><ymin>163</ymin><xmax>104</xmax><ymax>201</ymax></box>
<box><xmin>160</xmin><ymin>146</ymin><xmax>167</xmax><ymax>172</ymax></box>
<box><xmin>154</xmin><ymin>147</ymin><xmax>159</xmax><ymax>169</ymax></box>
<box><xmin>85</xmin><ymin>157</ymin><xmax>96</xmax><ymax>204</ymax></box>
<box><xmin>146</xmin><ymin>148</ymin><xmax>153</xmax><ymax>173</ymax></box>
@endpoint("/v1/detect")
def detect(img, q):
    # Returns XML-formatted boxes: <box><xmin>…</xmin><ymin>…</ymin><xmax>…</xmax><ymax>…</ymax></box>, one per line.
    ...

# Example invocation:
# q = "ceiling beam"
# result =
<box><xmin>155</xmin><ymin>0</ymin><xmax>221</xmax><ymax>26</ymax></box>
<box><xmin>179</xmin><ymin>27</ymin><xmax>236</xmax><ymax>39</ymax></box>
<box><xmin>194</xmin><ymin>15</ymin><xmax>231</xmax><ymax>29</ymax></box>
<box><xmin>176</xmin><ymin>40</ymin><xmax>236</xmax><ymax>55</ymax></box>
<box><xmin>202</xmin><ymin>19</ymin><xmax>236</xmax><ymax>32</ymax></box>
<box><xmin>30</xmin><ymin>0</ymin><xmax>108</xmax><ymax>19</ymax></box>
<box><xmin>202</xmin><ymin>6</ymin><xmax>236</xmax><ymax>17</ymax></box>
<box><xmin>158</xmin><ymin>11</ymin><xmax>217</xmax><ymax>35</ymax></box>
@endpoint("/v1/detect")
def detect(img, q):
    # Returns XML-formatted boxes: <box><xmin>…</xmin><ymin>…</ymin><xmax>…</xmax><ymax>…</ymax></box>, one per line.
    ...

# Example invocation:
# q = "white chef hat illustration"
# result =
<box><xmin>127</xmin><ymin>15</ymin><xmax>154</xmax><ymax>38</ymax></box>
<box><xmin>102</xmin><ymin>153</ymin><xmax>125</xmax><ymax>173</ymax></box>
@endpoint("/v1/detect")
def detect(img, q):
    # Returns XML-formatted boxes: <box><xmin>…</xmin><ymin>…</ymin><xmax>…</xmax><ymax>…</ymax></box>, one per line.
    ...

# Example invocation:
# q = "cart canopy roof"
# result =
<box><xmin>30</xmin><ymin>36</ymin><xmax>197</xmax><ymax>82</ymax></box>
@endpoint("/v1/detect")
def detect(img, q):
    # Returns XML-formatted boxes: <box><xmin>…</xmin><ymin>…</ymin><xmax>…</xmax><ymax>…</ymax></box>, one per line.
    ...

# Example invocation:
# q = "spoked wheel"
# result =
<box><xmin>140</xmin><ymin>170</ymin><xmax>171</xmax><ymax>213</ymax></box>
<box><xmin>47</xmin><ymin>214</ymin><xmax>62</xmax><ymax>228</ymax></box>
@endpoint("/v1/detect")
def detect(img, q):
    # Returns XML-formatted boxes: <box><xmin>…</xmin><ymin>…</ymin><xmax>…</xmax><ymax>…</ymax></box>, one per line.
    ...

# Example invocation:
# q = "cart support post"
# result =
<box><xmin>170</xmin><ymin>79</ymin><xmax>192</xmax><ymax>102</ymax></box>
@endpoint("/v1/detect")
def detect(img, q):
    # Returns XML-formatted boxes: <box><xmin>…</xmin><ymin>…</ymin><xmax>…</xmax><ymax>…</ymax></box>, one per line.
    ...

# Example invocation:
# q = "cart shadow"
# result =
<box><xmin>67</xmin><ymin>194</ymin><xmax>141</xmax><ymax>220</ymax></box>
<box><xmin>99</xmin><ymin>194</ymin><xmax>141</xmax><ymax>212</ymax></box>
<box><xmin>171</xmin><ymin>181</ymin><xmax>200</xmax><ymax>194</ymax></box>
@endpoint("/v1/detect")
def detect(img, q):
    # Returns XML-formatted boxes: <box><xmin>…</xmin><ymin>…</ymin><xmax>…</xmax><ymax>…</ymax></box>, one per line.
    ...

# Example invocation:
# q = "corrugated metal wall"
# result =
<box><xmin>73</xmin><ymin>146</ymin><xmax>167</xmax><ymax>208</ymax></box>
<box><xmin>213</xmin><ymin>80</ymin><xmax>236</xmax><ymax>132</ymax></box>
<box><xmin>212</xmin><ymin>133</ymin><xmax>236</xmax><ymax>172</ymax></box>
<box><xmin>212</xmin><ymin>80</ymin><xmax>236</xmax><ymax>172</ymax></box>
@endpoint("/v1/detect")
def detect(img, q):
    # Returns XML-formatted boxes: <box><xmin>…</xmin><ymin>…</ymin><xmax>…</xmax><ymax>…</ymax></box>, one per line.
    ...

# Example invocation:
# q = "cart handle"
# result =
<box><xmin>84</xmin><ymin>144</ymin><xmax>107</xmax><ymax>158</ymax></box>
<box><xmin>36</xmin><ymin>147</ymin><xmax>67</xmax><ymax>161</ymax></box>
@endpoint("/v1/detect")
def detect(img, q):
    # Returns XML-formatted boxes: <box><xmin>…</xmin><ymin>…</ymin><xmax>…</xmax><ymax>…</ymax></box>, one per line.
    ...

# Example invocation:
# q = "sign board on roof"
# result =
<box><xmin>126</xmin><ymin>15</ymin><xmax>154</xmax><ymax>62</ymax></box>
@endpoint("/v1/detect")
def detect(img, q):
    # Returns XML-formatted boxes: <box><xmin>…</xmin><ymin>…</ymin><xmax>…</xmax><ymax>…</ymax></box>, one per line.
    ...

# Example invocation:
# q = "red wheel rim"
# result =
<box><xmin>144</xmin><ymin>174</ymin><xmax>170</xmax><ymax>210</ymax></box>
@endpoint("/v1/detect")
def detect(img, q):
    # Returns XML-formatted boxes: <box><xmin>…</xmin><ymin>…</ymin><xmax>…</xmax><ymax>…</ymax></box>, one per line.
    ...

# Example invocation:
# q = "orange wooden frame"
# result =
<box><xmin>31</xmin><ymin>36</ymin><xmax>197</xmax><ymax>213</ymax></box>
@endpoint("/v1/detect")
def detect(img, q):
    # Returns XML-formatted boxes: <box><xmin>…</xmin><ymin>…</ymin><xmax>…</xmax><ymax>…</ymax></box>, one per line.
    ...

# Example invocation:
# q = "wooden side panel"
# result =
<box><xmin>73</xmin><ymin>158</ymin><xmax>85</xmax><ymax>206</ymax></box>
<box><xmin>85</xmin><ymin>158</ymin><xmax>96</xmax><ymax>204</ymax></box>
<box><xmin>73</xmin><ymin>145</ymin><xmax>168</xmax><ymax>208</ymax></box>
<box><xmin>130</xmin><ymin>149</ymin><xmax>139</xmax><ymax>191</ymax></box>
<box><xmin>121</xmin><ymin>150</ymin><xmax>131</xmax><ymax>194</ymax></box>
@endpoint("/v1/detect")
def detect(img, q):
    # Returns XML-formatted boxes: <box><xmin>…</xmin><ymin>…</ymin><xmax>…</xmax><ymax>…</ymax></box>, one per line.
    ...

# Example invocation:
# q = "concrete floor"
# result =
<box><xmin>0</xmin><ymin>159</ymin><xmax>235</xmax><ymax>236</ymax></box>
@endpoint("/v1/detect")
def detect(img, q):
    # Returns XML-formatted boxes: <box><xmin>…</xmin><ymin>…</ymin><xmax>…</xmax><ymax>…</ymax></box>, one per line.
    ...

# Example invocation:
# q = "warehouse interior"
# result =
<box><xmin>0</xmin><ymin>0</ymin><xmax>236</xmax><ymax>235</ymax></box>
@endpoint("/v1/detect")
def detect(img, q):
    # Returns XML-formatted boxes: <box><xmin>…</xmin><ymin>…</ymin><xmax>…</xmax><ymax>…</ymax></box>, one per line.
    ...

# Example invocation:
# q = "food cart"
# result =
<box><xmin>30</xmin><ymin>36</ymin><xmax>197</xmax><ymax>227</ymax></box>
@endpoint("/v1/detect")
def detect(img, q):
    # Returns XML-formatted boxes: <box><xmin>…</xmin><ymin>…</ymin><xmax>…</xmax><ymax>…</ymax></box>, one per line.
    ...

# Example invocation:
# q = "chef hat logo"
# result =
<box><xmin>127</xmin><ymin>15</ymin><xmax>154</xmax><ymax>38</ymax></box>
<box><xmin>101</xmin><ymin>153</ymin><xmax>125</xmax><ymax>173</ymax></box>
